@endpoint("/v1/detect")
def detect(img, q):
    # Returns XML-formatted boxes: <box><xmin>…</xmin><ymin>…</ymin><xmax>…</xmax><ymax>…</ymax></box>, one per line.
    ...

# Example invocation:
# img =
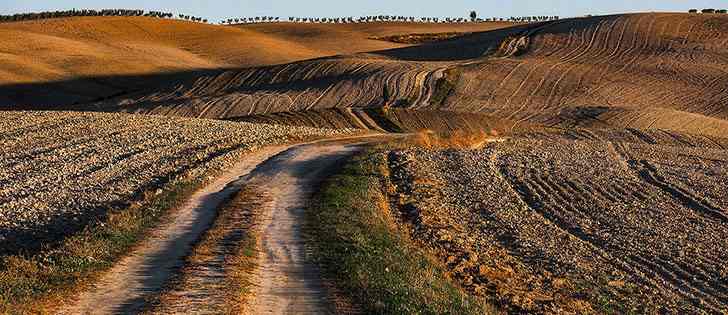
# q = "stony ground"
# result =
<box><xmin>386</xmin><ymin>131</ymin><xmax>728</xmax><ymax>314</ymax></box>
<box><xmin>0</xmin><ymin>111</ymin><xmax>352</xmax><ymax>254</ymax></box>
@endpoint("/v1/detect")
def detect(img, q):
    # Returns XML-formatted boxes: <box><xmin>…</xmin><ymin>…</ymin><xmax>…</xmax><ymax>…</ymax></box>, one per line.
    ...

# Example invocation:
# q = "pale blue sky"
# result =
<box><xmin>1</xmin><ymin>1</ymin><xmax>725</xmax><ymax>22</ymax></box>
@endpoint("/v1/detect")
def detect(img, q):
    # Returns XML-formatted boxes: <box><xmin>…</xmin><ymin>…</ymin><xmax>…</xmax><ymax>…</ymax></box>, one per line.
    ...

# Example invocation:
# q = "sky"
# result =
<box><xmin>1</xmin><ymin>0</ymin><xmax>725</xmax><ymax>22</ymax></box>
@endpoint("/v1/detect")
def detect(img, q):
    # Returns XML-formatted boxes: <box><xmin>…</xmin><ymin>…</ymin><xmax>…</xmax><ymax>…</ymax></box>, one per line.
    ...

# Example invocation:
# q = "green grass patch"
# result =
<box><xmin>0</xmin><ymin>178</ymin><xmax>203</xmax><ymax>313</ymax></box>
<box><xmin>305</xmin><ymin>151</ymin><xmax>493</xmax><ymax>314</ymax></box>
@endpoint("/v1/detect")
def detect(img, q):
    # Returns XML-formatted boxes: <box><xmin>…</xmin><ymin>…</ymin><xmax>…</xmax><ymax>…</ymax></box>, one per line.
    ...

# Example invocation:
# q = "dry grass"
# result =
<box><xmin>238</xmin><ymin>21</ymin><xmax>514</xmax><ymax>55</ymax></box>
<box><xmin>81</xmin><ymin>13</ymin><xmax>728</xmax><ymax>138</ymax></box>
<box><xmin>4</xmin><ymin>13</ymin><xmax>728</xmax><ymax>139</ymax></box>
<box><xmin>410</xmin><ymin>129</ymin><xmax>501</xmax><ymax>149</ymax></box>
<box><xmin>0</xmin><ymin>16</ymin><xmax>515</xmax><ymax>111</ymax></box>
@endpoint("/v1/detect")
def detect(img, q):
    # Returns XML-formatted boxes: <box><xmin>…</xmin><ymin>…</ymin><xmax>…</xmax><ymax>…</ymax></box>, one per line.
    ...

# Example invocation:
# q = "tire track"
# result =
<box><xmin>637</xmin><ymin>160</ymin><xmax>728</xmax><ymax>224</ymax></box>
<box><xmin>513</xmin><ymin>171</ymin><xmax>725</xmax><ymax>312</ymax></box>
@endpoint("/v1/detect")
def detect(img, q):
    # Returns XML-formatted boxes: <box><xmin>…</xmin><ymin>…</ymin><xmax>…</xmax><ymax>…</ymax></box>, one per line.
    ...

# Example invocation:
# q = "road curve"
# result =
<box><xmin>61</xmin><ymin>134</ymin><xmax>389</xmax><ymax>314</ymax></box>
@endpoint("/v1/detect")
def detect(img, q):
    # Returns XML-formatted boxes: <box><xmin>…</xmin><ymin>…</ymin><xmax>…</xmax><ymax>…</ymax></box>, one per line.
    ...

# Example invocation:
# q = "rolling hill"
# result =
<box><xmin>70</xmin><ymin>13</ymin><xmax>728</xmax><ymax>138</ymax></box>
<box><xmin>0</xmin><ymin>16</ymin><xmax>511</xmax><ymax>108</ymax></box>
<box><xmin>2</xmin><ymin>13</ymin><xmax>728</xmax><ymax>138</ymax></box>
<box><xmin>445</xmin><ymin>13</ymin><xmax>728</xmax><ymax>134</ymax></box>
<box><xmin>3</xmin><ymin>11</ymin><xmax>728</xmax><ymax>314</ymax></box>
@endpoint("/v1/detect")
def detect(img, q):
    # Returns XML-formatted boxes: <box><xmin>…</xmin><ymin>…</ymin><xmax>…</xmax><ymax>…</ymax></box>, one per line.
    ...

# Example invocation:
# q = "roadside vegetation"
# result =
<box><xmin>410</xmin><ymin>129</ymin><xmax>500</xmax><ymax>149</ymax></box>
<box><xmin>305</xmin><ymin>151</ymin><xmax>494</xmax><ymax>314</ymax></box>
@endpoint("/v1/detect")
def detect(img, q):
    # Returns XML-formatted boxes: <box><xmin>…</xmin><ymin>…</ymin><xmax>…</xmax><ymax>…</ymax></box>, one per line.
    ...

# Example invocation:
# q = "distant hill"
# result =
<box><xmin>0</xmin><ymin>16</ymin><xmax>511</xmax><ymax>85</ymax></box>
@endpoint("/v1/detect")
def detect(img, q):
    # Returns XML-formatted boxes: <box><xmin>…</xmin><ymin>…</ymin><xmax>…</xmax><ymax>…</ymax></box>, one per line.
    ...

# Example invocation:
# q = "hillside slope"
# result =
<box><xmin>444</xmin><ymin>13</ymin><xmax>728</xmax><ymax>124</ymax></box>
<box><xmin>3</xmin><ymin>13</ymin><xmax>727</xmax><ymax>138</ymax></box>
<box><xmin>0</xmin><ymin>17</ymin><xmax>514</xmax><ymax>84</ymax></box>
<box><xmin>236</xmin><ymin>21</ymin><xmax>514</xmax><ymax>55</ymax></box>
<box><xmin>81</xmin><ymin>13</ymin><xmax>727</xmax><ymax>137</ymax></box>
<box><xmin>0</xmin><ymin>17</ymin><xmax>510</xmax><ymax>101</ymax></box>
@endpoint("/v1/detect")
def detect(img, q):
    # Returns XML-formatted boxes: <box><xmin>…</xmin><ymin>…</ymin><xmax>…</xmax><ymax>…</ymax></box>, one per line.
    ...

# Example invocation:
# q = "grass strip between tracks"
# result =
<box><xmin>305</xmin><ymin>150</ymin><xmax>494</xmax><ymax>314</ymax></box>
<box><xmin>147</xmin><ymin>185</ymin><xmax>264</xmax><ymax>314</ymax></box>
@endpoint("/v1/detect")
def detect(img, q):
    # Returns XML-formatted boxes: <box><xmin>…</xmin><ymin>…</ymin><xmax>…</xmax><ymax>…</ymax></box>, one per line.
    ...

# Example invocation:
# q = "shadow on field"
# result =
<box><xmin>372</xmin><ymin>15</ymin><xmax>620</xmax><ymax>61</ymax></box>
<box><xmin>0</xmin><ymin>69</ymin><xmax>224</xmax><ymax>111</ymax></box>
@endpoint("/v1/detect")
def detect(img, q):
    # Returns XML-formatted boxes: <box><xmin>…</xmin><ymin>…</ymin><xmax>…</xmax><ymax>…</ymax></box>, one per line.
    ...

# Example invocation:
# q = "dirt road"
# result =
<box><xmin>248</xmin><ymin>140</ymin><xmax>367</xmax><ymax>314</ymax></box>
<box><xmin>63</xmin><ymin>135</ymin><xmax>385</xmax><ymax>314</ymax></box>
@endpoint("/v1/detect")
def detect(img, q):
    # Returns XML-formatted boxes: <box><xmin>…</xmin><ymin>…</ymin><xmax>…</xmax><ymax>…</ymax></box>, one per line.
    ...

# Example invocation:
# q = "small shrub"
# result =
<box><xmin>430</xmin><ymin>68</ymin><xmax>461</xmax><ymax>107</ymax></box>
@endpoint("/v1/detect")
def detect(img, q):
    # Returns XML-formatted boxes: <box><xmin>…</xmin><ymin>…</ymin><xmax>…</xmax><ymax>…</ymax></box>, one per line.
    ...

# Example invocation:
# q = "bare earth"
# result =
<box><xmin>386</xmin><ymin>132</ymin><xmax>728</xmax><ymax>313</ymax></box>
<box><xmin>0</xmin><ymin>111</ymin><xmax>350</xmax><ymax>255</ymax></box>
<box><xmin>3</xmin><ymin>11</ymin><xmax>728</xmax><ymax>315</ymax></box>
<box><xmin>73</xmin><ymin>13</ymin><xmax>728</xmax><ymax>139</ymax></box>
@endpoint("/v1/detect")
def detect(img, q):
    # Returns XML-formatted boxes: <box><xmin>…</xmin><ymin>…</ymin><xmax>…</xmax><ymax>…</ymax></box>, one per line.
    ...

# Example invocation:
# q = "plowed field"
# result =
<box><xmin>386</xmin><ymin>130</ymin><xmax>728</xmax><ymax>313</ymax></box>
<box><xmin>64</xmin><ymin>13</ymin><xmax>726</xmax><ymax>138</ymax></box>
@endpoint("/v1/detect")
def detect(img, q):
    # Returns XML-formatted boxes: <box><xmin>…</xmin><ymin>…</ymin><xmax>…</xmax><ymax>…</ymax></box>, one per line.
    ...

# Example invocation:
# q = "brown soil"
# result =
<box><xmin>385</xmin><ymin>129</ymin><xmax>728</xmax><ymax>314</ymax></box>
<box><xmin>150</xmin><ymin>136</ymin><xmax>394</xmax><ymax>314</ymax></box>
<box><xmin>247</xmin><ymin>140</ymin><xmax>367</xmax><ymax>314</ymax></box>
<box><xmin>235</xmin><ymin>108</ymin><xmax>524</xmax><ymax>135</ymax></box>
<box><xmin>151</xmin><ymin>185</ymin><xmax>268</xmax><ymax>314</ymax></box>
<box><xmin>3</xmin><ymin>12</ymin><xmax>728</xmax><ymax>313</ymax></box>
<box><xmin>60</xmin><ymin>145</ymin><xmax>293</xmax><ymax>314</ymax></box>
<box><xmin>59</xmin><ymin>135</ymin><xmax>386</xmax><ymax>314</ymax></box>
